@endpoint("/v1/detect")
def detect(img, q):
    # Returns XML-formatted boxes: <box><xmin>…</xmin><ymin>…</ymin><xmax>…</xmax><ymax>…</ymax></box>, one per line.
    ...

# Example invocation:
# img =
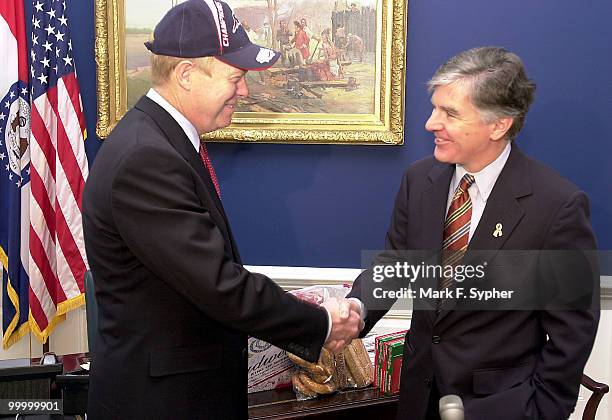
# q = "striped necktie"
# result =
<box><xmin>437</xmin><ymin>173</ymin><xmax>475</xmax><ymax>312</ymax></box>
<box><xmin>199</xmin><ymin>143</ymin><xmax>221</xmax><ymax>198</ymax></box>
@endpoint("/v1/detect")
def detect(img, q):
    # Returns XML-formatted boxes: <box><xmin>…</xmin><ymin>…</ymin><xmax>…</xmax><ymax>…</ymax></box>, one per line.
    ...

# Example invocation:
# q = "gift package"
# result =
<box><xmin>374</xmin><ymin>330</ymin><xmax>408</xmax><ymax>395</ymax></box>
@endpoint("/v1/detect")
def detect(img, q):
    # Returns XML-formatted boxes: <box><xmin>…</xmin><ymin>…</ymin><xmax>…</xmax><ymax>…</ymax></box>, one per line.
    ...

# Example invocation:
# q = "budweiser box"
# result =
<box><xmin>248</xmin><ymin>284</ymin><xmax>351</xmax><ymax>393</ymax></box>
<box><xmin>247</xmin><ymin>337</ymin><xmax>296</xmax><ymax>393</ymax></box>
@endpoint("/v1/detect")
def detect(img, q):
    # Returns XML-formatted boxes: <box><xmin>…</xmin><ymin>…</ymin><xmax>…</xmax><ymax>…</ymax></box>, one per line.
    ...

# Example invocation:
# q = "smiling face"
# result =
<box><xmin>180</xmin><ymin>58</ymin><xmax>248</xmax><ymax>134</ymax></box>
<box><xmin>425</xmin><ymin>81</ymin><xmax>511</xmax><ymax>173</ymax></box>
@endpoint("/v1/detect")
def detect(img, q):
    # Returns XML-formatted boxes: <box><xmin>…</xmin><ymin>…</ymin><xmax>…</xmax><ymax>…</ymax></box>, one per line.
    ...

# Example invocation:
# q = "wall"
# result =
<box><xmin>57</xmin><ymin>0</ymin><xmax>611</xmax><ymax>270</ymax></box>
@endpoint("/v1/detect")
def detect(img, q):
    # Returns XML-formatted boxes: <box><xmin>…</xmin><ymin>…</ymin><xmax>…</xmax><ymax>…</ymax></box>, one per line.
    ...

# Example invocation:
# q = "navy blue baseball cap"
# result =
<box><xmin>145</xmin><ymin>0</ymin><xmax>280</xmax><ymax>70</ymax></box>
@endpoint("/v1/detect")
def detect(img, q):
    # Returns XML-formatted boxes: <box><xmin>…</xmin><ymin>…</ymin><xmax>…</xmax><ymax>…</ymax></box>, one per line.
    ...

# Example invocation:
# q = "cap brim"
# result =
<box><xmin>217</xmin><ymin>43</ymin><xmax>280</xmax><ymax>71</ymax></box>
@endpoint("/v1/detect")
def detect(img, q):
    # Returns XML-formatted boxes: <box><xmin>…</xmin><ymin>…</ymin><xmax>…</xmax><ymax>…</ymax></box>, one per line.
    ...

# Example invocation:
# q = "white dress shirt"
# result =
<box><xmin>446</xmin><ymin>141</ymin><xmax>512</xmax><ymax>242</ymax></box>
<box><xmin>146</xmin><ymin>88</ymin><xmax>201</xmax><ymax>153</ymax></box>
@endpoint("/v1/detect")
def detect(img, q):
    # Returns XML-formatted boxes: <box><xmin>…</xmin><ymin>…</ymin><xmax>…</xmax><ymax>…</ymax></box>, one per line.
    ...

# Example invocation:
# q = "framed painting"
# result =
<box><xmin>94</xmin><ymin>0</ymin><xmax>407</xmax><ymax>144</ymax></box>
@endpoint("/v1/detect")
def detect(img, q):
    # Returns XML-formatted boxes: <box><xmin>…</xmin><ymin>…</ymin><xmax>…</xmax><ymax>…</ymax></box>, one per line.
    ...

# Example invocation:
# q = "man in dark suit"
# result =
<box><xmin>348</xmin><ymin>47</ymin><xmax>599</xmax><ymax>419</ymax></box>
<box><xmin>82</xmin><ymin>1</ymin><xmax>362</xmax><ymax>418</ymax></box>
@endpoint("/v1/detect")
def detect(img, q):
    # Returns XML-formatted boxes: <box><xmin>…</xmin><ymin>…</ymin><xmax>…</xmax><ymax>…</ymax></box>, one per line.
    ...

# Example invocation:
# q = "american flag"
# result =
<box><xmin>28</xmin><ymin>0</ymin><xmax>89</xmax><ymax>343</ymax></box>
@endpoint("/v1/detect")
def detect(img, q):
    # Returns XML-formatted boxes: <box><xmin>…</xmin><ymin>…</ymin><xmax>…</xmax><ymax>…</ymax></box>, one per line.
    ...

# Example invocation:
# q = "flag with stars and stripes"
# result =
<box><xmin>0</xmin><ymin>0</ymin><xmax>32</xmax><ymax>349</ymax></box>
<box><xmin>28</xmin><ymin>0</ymin><xmax>89</xmax><ymax>344</ymax></box>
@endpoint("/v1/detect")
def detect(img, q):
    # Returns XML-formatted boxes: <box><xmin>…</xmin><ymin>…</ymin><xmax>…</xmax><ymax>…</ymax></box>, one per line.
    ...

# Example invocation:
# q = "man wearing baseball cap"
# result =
<box><xmin>83</xmin><ymin>1</ymin><xmax>364</xmax><ymax>418</ymax></box>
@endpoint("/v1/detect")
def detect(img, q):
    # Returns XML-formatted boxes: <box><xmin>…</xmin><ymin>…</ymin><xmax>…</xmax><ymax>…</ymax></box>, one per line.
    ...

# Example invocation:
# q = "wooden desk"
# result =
<box><xmin>248</xmin><ymin>387</ymin><xmax>399</xmax><ymax>419</ymax></box>
<box><xmin>57</xmin><ymin>378</ymin><xmax>400</xmax><ymax>418</ymax></box>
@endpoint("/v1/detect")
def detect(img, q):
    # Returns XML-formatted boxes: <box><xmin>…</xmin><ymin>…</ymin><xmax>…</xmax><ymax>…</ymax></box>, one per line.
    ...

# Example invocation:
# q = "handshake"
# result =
<box><xmin>321</xmin><ymin>297</ymin><xmax>365</xmax><ymax>353</ymax></box>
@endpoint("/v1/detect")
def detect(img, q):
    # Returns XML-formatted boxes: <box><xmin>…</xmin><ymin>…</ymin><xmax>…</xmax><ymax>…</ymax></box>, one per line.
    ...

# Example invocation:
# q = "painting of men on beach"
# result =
<box><xmin>125</xmin><ymin>0</ymin><xmax>378</xmax><ymax>114</ymax></box>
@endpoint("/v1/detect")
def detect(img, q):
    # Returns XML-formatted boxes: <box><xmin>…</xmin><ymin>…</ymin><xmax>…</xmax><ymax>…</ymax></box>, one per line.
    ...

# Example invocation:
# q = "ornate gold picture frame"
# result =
<box><xmin>94</xmin><ymin>0</ymin><xmax>407</xmax><ymax>144</ymax></box>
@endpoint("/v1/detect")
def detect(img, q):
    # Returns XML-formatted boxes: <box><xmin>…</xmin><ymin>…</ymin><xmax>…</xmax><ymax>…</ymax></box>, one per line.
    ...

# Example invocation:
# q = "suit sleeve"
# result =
<box><xmin>110</xmin><ymin>145</ymin><xmax>327</xmax><ymax>362</ymax></box>
<box><xmin>534</xmin><ymin>191</ymin><xmax>600</xmax><ymax>419</ymax></box>
<box><xmin>348</xmin><ymin>169</ymin><xmax>411</xmax><ymax>336</ymax></box>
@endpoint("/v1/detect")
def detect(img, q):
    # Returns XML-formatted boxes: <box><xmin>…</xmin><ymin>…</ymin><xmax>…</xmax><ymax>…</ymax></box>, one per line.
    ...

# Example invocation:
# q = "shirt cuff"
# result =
<box><xmin>347</xmin><ymin>297</ymin><xmax>367</xmax><ymax>321</ymax></box>
<box><xmin>323</xmin><ymin>307</ymin><xmax>333</xmax><ymax>342</ymax></box>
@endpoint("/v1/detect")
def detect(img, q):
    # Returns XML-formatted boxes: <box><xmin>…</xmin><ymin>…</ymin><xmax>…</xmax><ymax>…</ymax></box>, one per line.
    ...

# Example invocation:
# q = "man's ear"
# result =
<box><xmin>491</xmin><ymin>117</ymin><xmax>514</xmax><ymax>141</ymax></box>
<box><xmin>173</xmin><ymin>60</ymin><xmax>196</xmax><ymax>91</ymax></box>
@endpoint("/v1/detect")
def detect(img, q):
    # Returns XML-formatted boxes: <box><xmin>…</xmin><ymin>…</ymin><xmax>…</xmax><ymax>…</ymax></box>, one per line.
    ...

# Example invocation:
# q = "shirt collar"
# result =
<box><xmin>453</xmin><ymin>141</ymin><xmax>512</xmax><ymax>202</ymax></box>
<box><xmin>146</xmin><ymin>88</ymin><xmax>201</xmax><ymax>153</ymax></box>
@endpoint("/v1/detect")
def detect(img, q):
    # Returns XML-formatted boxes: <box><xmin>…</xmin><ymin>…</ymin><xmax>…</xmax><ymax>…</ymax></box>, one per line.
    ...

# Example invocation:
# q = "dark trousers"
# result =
<box><xmin>425</xmin><ymin>378</ymin><xmax>441</xmax><ymax>420</ymax></box>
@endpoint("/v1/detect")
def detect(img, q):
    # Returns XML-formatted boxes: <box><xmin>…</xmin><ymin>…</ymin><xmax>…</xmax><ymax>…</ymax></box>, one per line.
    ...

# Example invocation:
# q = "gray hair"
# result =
<box><xmin>427</xmin><ymin>47</ymin><xmax>536</xmax><ymax>140</ymax></box>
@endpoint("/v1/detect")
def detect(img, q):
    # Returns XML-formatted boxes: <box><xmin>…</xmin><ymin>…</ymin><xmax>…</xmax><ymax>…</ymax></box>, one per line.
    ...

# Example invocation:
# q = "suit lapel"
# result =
<box><xmin>435</xmin><ymin>145</ymin><xmax>532</xmax><ymax>326</ymax></box>
<box><xmin>134</xmin><ymin>96</ymin><xmax>241</xmax><ymax>262</ymax></box>
<box><xmin>421</xmin><ymin>163</ymin><xmax>454</xmax><ymax>326</ymax></box>
<box><xmin>185</xmin><ymin>144</ymin><xmax>243</xmax><ymax>262</ymax></box>
<box><xmin>421</xmin><ymin>163</ymin><xmax>454</xmax><ymax>250</ymax></box>
<box><xmin>469</xmin><ymin>145</ymin><xmax>531</xmax><ymax>251</ymax></box>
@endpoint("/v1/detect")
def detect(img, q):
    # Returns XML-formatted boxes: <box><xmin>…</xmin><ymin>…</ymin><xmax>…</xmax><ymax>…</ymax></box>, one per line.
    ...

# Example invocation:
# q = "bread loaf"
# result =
<box><xmin>343</xmin><ymin>339</ymin><xmax>374</xmax><ymax>387</ymax></box>
<box><xmin>333</xmin><ymin>351</ymin><xmax>350</xmax><ymax>389</ymax></box>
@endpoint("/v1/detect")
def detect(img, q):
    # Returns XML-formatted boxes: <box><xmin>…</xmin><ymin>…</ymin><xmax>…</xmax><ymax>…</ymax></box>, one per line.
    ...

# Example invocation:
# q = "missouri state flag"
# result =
<box><xmin>0</xmin><ymin>0</ymin><xmax>32</xmax><ymax>349</ymax></box>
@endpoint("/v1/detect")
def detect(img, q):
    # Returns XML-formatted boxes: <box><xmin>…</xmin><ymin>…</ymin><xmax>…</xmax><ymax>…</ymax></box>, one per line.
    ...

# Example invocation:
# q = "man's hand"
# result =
<box><xmin>322</xmin><ymin>298</ymin><xmax>365</xmax><ymax>353</ymax></box>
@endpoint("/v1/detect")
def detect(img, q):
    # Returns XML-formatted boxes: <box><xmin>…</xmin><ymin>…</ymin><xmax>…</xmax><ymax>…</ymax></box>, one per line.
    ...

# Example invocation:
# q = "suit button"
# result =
<box><xmin>424</xmin><ymin>378</ymin><xmax>432</xmax><ymax>387</ymax></box>
<box><xmin>432</xmin><ymin>335</ymin><xmax>441</xmax><ymax>344</ymax></box>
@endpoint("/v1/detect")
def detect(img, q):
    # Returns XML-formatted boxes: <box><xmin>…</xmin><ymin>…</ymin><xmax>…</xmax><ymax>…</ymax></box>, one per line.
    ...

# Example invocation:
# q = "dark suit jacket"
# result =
<box><xmin>82</xmin><ymin>96</ymin><xmax>328</xmax><ymax>419</ymax></box>
<box><xmin>348</xmin><ymin>145</ymin><xmax>599</xmax><ymax>420</ymax></box>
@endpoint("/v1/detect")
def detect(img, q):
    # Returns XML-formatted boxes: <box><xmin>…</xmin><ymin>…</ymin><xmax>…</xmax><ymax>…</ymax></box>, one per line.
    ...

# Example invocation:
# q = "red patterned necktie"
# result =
<box><xmin>437</xmin><ymin>173</ymin><xmax>475</xmax><ymax>311</ymax></box>
<box><xmin>199</xmin><ymin>143</ymin><xmax>221</xmax><ymax>198</ymax></box>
